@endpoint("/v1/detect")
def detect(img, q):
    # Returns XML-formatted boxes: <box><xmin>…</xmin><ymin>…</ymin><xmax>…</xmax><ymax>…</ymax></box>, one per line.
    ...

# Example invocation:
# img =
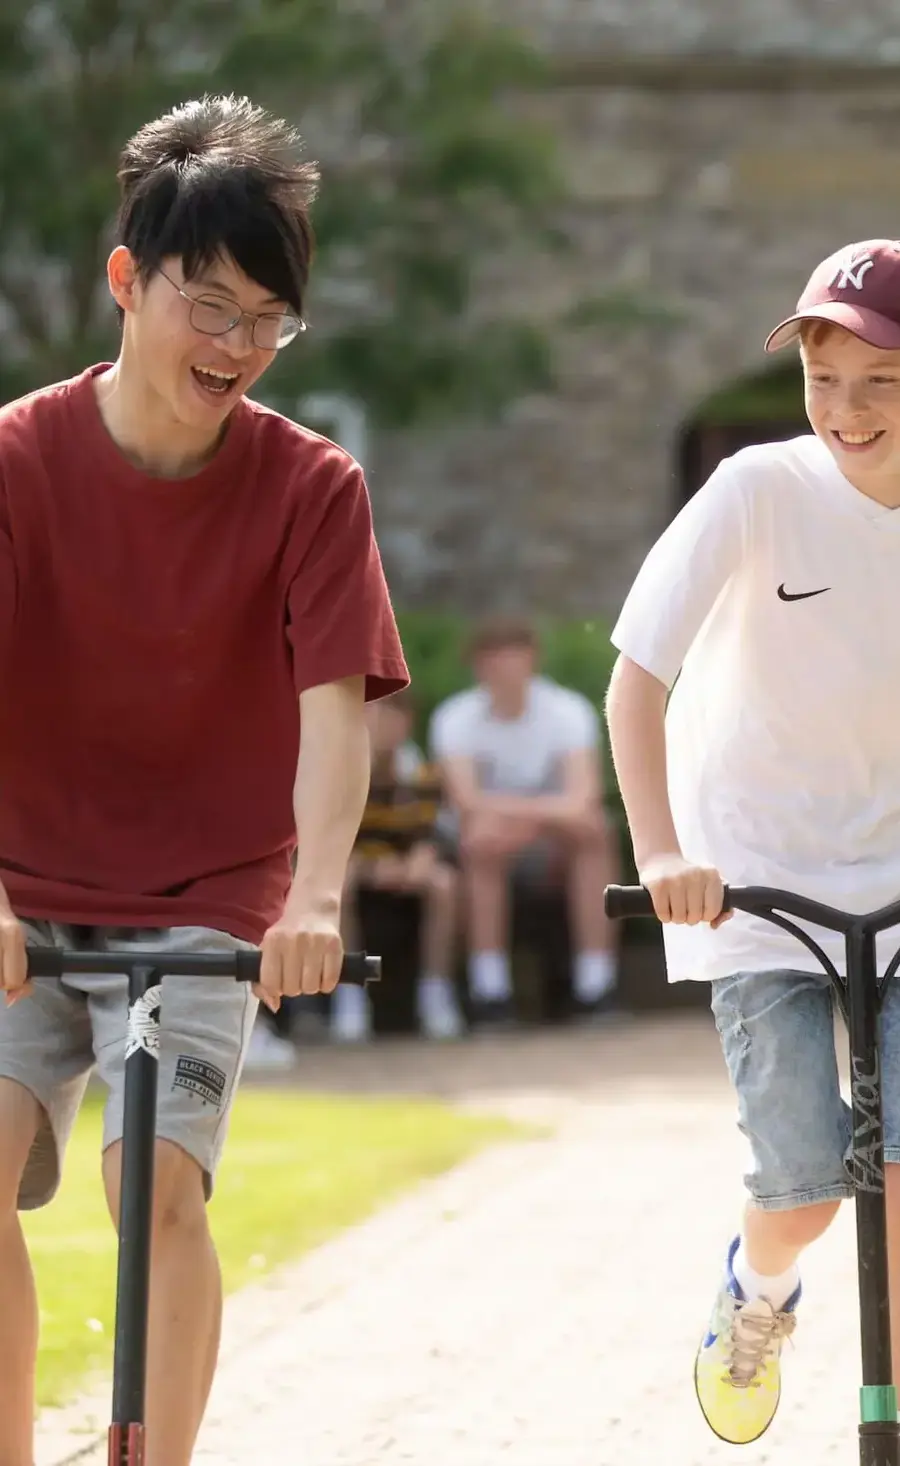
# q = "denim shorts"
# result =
<box><xmin>711</xmin><ymin>968</ymin><xmax>900</xmax><ymax>1211</ymax></box>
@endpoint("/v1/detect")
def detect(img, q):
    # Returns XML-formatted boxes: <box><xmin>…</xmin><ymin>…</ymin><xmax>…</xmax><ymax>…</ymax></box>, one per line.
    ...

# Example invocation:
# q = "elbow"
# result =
<box><xmin>606</xmin><ymin>654</ymin><xmax>667</xmax><ymax>727</ymax></box>
<box><xmin>447</xmin><ymin>787</ymin><xmax>476</xmax><ymax>819</ymax></box>
<box><xmin>434</xmin><ymin>760</ymin><xmax>475</xmax><ymax>818</ymax></box>
<box><xmin>604</xmin><ymin>654</ymin><xmax>629</xmax><ymax>733</ymax></box>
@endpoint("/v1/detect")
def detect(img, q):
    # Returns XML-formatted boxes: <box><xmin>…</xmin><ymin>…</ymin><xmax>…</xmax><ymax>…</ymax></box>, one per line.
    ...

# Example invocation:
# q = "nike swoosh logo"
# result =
<box><xmin>777</xmin><ymin>584</ymin><xmax>831</xmax><ymax>602</ymax></box>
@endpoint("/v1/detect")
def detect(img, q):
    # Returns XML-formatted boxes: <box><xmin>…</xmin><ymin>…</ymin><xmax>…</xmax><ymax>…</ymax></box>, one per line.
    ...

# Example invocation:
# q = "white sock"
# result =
<box><xmin>418</xmin><ymin>975</ymin><xmax>457</xmax><ymax>1008</ymax></box>
<box><xmin>469</xmin><ymin>951</ymin><xmax>512</xmax><ymax>1002</ymax></box>
<box><xmin>417</xmin><ymin>975</ymin><xmax>463</xmax><ymax>1038</ymax></box>
<box><xmin>573</xmin><ymin>950</ymin><xmax>616</xmax><ymax>1003</ymax></box>
<box><xmin>331</xmin><ymin>981</ymin><xmax>368</xmax><ymax>1017</ymax></box>
<box><xmin>732</xmin><ymin>1240</ymin><xmax>800</xmax><ymax>1311</ymax></box>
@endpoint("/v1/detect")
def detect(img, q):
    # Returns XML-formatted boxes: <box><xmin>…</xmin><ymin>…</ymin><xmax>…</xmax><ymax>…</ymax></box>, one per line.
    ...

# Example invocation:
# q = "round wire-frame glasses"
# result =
<box><xmin>160</xmin><ymin>269</ymin><xmax>306</xmax><ymax>350</ymax></box>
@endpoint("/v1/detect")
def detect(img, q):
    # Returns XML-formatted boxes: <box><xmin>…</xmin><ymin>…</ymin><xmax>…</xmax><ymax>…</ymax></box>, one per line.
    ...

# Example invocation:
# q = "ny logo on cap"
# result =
<box><xmin>827</xmin><ymin>249</ymin><xmax>876</xmax><ymax>291</ymax></box>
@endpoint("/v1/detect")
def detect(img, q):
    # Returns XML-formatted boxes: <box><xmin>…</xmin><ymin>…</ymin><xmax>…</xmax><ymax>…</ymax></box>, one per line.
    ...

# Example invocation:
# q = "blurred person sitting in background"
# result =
<box><xmin>332</xmin><ymin>689</ymin><xmax>465</xmax><ymax>1043</ymax></box>
<box><xmin>430</xmin><ymin>616</ymin><xmax>620</xmax><ymax>1030</ymax></box>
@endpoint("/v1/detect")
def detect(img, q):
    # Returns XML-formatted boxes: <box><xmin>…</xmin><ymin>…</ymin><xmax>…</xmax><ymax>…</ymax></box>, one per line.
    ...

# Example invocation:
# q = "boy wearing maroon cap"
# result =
<box><xmin>606</xmin><ymin>239</ymin><xmax>900</xmax><ymax>1443</ymax></box>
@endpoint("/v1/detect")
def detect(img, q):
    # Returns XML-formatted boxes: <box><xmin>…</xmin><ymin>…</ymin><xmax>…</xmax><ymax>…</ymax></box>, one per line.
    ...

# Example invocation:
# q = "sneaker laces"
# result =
<box><xmin>724</xmin><ymin>1300</ymin><xmax>796</xmax><ymax>1389</ymax></box>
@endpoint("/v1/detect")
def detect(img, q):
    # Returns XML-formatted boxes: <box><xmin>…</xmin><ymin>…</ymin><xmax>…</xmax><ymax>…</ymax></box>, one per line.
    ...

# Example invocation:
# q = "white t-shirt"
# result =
<box><xmin>429</xmin><ymin>675</ymin><xmax>599</xmax><ymax>794</ymax></box>
<box><xmin>611</xmin><ymin>434</ymin><xmax>900</xmax><ymax>983</ymax></box>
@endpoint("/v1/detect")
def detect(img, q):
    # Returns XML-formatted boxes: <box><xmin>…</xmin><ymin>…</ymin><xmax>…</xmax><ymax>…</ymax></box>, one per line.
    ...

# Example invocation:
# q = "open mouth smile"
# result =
<box><xmin>191</xmin><ymin>366</ymin><xmax>240</xmax><ymax>398</ymax></box>
<box><xmin>831</xmin><ymin>430</ymin><xmax>885</xmax><ymax>450</ymax></box>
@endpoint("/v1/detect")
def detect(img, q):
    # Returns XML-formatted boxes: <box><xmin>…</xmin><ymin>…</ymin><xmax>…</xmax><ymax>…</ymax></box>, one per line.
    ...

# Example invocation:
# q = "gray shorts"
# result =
<box><xmin>711</xmin><ymin>967</ymin><xmax>900</xmax><ymax>1211</ymax></box>
<box><xmin>3</xmin><ymin>921</ymin><xmax>258</xmax><ymax>1210</ymax></box>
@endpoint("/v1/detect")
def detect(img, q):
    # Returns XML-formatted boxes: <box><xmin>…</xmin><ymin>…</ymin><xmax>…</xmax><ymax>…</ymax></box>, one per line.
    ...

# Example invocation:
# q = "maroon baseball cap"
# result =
<box><xmin>765</xmin><ymin>239</ymin><xmax>900</xmax><ymax>353</ymax></box>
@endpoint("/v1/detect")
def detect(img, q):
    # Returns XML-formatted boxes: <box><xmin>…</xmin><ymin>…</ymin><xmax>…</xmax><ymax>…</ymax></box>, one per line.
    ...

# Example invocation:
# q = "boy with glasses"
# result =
<box><xmin>0</xmin><ymin>92</ymin><xmax>407</xmax><ymax>1466</ymax></box>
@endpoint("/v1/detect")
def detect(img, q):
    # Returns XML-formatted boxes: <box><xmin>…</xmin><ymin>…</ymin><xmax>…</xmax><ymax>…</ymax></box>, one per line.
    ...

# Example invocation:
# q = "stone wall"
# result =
<box><xmin>364</xmin><ymin>5</ymin><xmax>900</xmax><ymax>619</ymax></box>
<box><xmin>484</xmin><ymin>0</ymin><xmax>900</xmax><ymax>59</ymax></box>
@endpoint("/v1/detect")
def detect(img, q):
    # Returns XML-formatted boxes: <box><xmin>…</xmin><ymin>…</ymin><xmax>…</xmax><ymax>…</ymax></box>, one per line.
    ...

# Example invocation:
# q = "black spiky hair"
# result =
<box><xmin>116</xmin><ymin>94</ymin><xmax>319</xmax><ymax>318</ymax></box>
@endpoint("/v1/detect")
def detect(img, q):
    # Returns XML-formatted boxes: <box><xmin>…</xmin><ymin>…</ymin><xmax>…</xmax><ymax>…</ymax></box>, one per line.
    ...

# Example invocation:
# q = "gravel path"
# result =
<box><xmin>37</xmin><ymin>1015</ymin><xmax>866</xmax><ymax>1465</ymax></box>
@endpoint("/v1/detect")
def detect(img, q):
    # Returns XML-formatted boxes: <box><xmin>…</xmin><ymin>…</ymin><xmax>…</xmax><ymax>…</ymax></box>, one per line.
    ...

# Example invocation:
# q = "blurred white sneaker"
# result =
<box><xmin>244</xmin><ymin>1021</ymin><xmax>296</xmax><ymax>1071</ymax></box>
<box><xmin>417</xmin><ymin>976</ymin><xmax>465</xmax><ymax>1041</ymax></box>
<box><xmin>329</xmin><ymin>982</ymin><xmax>372</xmax><ymax>1043</ymax></box>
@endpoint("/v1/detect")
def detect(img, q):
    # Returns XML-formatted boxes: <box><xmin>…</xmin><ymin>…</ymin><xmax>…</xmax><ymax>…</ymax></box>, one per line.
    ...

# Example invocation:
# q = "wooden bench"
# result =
<box><xmin>354</xmin><ymin>883</ymin><xmax>708</xmax><ymax>1035</ymax></box>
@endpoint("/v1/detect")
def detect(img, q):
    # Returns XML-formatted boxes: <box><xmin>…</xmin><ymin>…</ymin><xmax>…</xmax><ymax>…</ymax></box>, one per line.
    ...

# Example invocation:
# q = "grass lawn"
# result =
<box><xmin>24</xmin><ymin>1085</ymin><xmax>521</xmax><ymax>1409</ymax></box>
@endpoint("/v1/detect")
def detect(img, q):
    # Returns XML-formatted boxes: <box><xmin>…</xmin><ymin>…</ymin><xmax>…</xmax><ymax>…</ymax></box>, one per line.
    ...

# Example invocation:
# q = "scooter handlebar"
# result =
<box><xmin>24</xmin><ymin>949</ymin><xmax>381</xmax><ymax>986</ymax></box>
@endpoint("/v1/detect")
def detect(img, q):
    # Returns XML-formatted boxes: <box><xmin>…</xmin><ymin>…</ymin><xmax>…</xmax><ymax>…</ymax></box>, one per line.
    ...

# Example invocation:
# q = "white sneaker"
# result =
<box><xmin>417</xmin><ymin>977</ymin><xmax>465</xmax><ymax>1041</ymax></box>
<box><xmin>329</xmin><ymin>983</ymin><xmax>372</xmax><ymax>1043</ymax></box>
<box><xmin>244</xmin><ymin>1021</ymin><xmax>297</xmax><ymax>1071</ymax></box>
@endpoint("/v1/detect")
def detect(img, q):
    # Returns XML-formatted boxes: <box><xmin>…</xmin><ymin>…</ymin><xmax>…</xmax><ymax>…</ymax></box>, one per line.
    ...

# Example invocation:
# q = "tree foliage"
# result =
<box><xmin>0</xmin><ymin>1</ymin><xmax>569</xmax><ymax>423</ymax></box>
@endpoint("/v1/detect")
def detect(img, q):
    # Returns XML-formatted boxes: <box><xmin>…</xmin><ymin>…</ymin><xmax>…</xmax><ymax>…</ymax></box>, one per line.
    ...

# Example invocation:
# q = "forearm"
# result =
<box><xmin>468</xmin><ymin>791</ymin><xmax>589</xmax><ymax>821</ymax></box>
<box><xmin>289</xmin><ymin>688</ymin><xmax>371</xmax><ymax>914</ymax></box>
<box><xmin>605</xmin><ymin>655</ymin><xmax>681</xmax><ymax>869</ymax></box>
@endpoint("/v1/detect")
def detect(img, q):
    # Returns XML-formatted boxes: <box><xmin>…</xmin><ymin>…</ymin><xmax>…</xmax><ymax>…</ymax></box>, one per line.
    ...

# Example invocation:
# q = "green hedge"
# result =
<box><xmin>394</xmin><ymin>611</ymin><xmax>615</xmax><ymax>730</ymax></box>
<box><xmin>394</xmin><ymin>609</ymin><xmax>636</xmax><ymax>882</ymax></box>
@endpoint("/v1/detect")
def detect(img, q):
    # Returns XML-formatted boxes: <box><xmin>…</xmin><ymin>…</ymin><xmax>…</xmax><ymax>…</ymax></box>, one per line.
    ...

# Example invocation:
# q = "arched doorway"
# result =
<box><xmin>677</xmin><ymin>357</ymin><xmax>806</xmax><ymax>508</ymax></box>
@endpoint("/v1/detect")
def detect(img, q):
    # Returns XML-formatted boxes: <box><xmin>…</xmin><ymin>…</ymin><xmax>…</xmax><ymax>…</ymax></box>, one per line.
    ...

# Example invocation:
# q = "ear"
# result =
<box><xmin>107</xmin><ymin>246</ymin><xmax>140</xmax><ymax>315</ymax></box>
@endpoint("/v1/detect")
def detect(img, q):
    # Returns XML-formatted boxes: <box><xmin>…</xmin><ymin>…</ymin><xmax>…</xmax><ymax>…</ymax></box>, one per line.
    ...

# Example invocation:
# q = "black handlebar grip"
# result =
<box><xmin>604</xmin><ymin>884</ymin><xmax>733</xmax><ymax>920</ymax></box>
<box><xmin>233</xmin><ymin>951</ymin><xmax>381</xmax><ymax>986</ymax></box>
<box><xmin>338</xmin><ymin>953</ymin><xmax>381</xmax><ymax>986</ymax></box>
<box><xmin>604</xmin><ymin>885</ymin><xmax>655</xmax><ymax>919</ymax></box>
<box><xmin>24</xmin><ymin>949</ymin><xmax>64</xmax><ymax>979</ymax></box>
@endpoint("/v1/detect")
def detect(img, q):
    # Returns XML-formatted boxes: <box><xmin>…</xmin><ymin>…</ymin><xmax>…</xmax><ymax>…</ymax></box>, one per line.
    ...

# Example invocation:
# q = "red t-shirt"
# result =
<box><xmin>0</xmin><ymin>365</ymin><xmax>409</xmax><ymax>942</ymax></box>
